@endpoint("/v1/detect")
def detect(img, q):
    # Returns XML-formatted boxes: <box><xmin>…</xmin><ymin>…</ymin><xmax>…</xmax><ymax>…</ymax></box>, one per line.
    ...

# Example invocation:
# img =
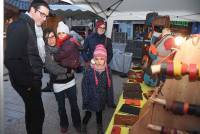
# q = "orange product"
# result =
<box><xmin>125</xmin><ymin>99</ymin><xmax>141</xmax><ymax>106</ymax></box>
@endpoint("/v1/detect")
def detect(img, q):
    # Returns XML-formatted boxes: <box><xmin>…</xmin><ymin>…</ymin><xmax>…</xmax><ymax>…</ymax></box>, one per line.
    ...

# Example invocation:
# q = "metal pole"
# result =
<box><xmin>0</xmin><ymin>1</ymin><xmax>4</xmax><ymax>133</ymax></box>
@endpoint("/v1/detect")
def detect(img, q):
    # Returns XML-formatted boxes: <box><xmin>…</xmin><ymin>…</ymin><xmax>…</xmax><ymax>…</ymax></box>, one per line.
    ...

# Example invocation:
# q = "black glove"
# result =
<box><xmin>31</xmin><ymin>80</ymin><xmax>42</xmax><ymax>90</ymax></box>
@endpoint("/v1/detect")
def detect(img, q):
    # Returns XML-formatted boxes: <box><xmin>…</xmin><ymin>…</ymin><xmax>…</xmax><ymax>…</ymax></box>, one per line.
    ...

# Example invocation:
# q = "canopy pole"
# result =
<box><xmin>106</xmin><ymin>18</ymin><xmax>114</xmax><ymax>38</ymax></box>
<box><xmin>96</xmin><ymin>3</ymin><xmax>107</xmax><ymax>18</ymax></box>
<box><xmin>107</xmin><ymin>0</ymin><xmax>123</xmax><ymax>18</ymax></box>
<box><xmin>84</xmin><ymin>0</ymin><xmax>98</xmax><ymax>15</ymax></box>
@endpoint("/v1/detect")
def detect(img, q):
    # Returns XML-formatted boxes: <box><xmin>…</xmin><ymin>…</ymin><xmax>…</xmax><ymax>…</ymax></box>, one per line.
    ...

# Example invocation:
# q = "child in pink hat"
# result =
<box><xmin>81</xmin><ymin>44</ymin><xmax>115</xmax><ymax>134</ymax></box>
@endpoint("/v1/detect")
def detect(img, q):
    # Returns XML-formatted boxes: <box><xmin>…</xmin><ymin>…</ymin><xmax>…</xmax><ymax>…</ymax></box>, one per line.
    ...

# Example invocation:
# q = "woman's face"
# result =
<box><xmin>47</xmin><ymin>32</ymin><xmax>56</xmax><ymax>46</ymax></box>
<box><xmin>97</xmin><ymin>24</ymin><xmax>106</xmax><ymax>35</ymax></box>
<box><xmin>94</xmin><ymin>56</ymin><xmax>106</xmax><ymax>67</ymax></box>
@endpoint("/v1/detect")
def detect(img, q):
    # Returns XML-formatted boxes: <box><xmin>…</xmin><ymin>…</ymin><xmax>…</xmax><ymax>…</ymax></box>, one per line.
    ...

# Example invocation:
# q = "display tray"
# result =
<box><xmin>105</xmin><ymin>82</ymin><xmax>151</xmax><ymax>134</ymax></box>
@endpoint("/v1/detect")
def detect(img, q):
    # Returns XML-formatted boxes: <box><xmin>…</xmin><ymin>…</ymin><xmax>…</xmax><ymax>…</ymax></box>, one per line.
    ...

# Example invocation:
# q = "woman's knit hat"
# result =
<box><xmin>95</xmin><ymin>19</ymin><xmax>106</xmax><ymax>30</ymax></box>
<box><xmin>93</xmin><ymin>44</ymin><xmax>111</xmax><ymax>88</ymax></box>
<box><xmin>57</xmin><ymin>21</ymin><xmax>69</xmax><ymax>34</ymax></box>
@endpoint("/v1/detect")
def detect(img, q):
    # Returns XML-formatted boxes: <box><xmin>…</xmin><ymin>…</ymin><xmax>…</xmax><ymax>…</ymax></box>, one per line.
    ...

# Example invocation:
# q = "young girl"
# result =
<box><xmin>81</xmin><ymin>44</ymin><xmax>115</xmax><ymax>134</ymax></box>
<box><xmin>55</xmin><ymin>21</ymin><xmax>82</xmax><ymax>69</ymax></box>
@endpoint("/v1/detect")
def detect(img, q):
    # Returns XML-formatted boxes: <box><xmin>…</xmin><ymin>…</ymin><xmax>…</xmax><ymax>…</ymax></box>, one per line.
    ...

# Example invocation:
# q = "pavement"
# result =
<box><xmin>4</xmin><ymin>68</ymin><xmax>127</xmax><ymax>134</ymax></box>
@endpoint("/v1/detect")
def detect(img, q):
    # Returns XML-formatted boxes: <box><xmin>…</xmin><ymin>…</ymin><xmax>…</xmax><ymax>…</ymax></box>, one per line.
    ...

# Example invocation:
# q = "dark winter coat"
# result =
<box><xmin>54</xmin><ymin>39</ymin><xmax>81</xmax><ymax>69</ymax></box>
<box><xmin>4</xmin><ymin>13</ymin><xmax>43</xmax><ymax>89</ymax></box>
<box><xmin>82</xmin><ymin>33</ymin><xmax>113</xmax><ymax>63</ymax></box>
<box><xmin>81</xmin><ymin>67</ymin><xmax>115</xmax><ymax>112</ymax></box>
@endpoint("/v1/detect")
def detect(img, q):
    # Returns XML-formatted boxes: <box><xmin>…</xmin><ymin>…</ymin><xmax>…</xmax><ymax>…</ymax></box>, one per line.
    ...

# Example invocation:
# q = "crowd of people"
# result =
<box><xmin>4</xmin><ymin>1</ymin><xmax>115</xmax><ymax>134</ymax></box>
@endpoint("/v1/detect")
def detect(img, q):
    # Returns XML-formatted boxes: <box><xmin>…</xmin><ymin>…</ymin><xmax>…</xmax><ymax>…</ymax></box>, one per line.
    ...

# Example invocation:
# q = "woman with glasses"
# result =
<box><xmin>43</xmin><ymin>28</ymin><xmax>81</xmax><ymax>133</ymax></box>
<box><xmin>81</xmin><ymin>21</ymin><xmax>116</xmax><ymax>97</ymax></box>
<box><xmin>82</xmin><ymin>19</ymin><xmax>114</xmax><ymax>67</ymax></box>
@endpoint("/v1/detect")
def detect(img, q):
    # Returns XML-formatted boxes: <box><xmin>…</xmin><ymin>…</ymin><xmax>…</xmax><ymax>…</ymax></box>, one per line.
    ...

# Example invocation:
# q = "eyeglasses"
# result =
<box><xmin>98</xmin><ymin>26</ymin><xmax>106</xmax><ymax>30</ymax></box>
<box><xmin>48</xmin><ymin>35</ymin><xmax>56</xmax><ymax>39</ymax></box>
<box><xmin>36</xmin><ymin>9</ymin><xmax>48</xmax><ymax>18</ymax></box>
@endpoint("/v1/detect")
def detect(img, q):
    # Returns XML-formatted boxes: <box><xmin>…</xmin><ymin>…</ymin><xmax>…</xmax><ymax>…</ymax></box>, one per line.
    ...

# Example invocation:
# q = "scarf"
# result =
<box><xmin>56</xmin><ymin>34</ymin><xmax>70</xmax><ymax>48</ymax></box>
<box><xmin>46</xmin><ymin>45</ymin><xmax>58</xmax><ymax>54</ymax></box>
<box><xmin>91</xmin><ymin>63</ymin><xmax>111</xmax><ymax>88</ymax></box>
<box><xmin>35</xmin><ymin>24</ymin><xmax>46</xmax><ymax>63</ymax></box>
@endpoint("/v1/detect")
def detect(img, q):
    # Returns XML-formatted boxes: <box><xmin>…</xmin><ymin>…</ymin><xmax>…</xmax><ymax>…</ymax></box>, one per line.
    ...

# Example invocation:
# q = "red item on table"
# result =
<box><xmin>111</xmin><ymin>125</ymin><xmax>121</xmax><ymax>134</ymax></box>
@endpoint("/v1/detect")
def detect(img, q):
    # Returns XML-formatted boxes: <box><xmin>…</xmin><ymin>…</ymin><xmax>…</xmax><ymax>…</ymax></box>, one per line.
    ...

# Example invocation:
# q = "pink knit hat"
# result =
<box><xmin>93</xmin><ymin>44</ymin><xmax>107</xmax><ymax>59</ymax></box>
<box><xmin>93</xmin><ymin>44</ymin><xmax>111</xmax><ymax>88</ymax></box>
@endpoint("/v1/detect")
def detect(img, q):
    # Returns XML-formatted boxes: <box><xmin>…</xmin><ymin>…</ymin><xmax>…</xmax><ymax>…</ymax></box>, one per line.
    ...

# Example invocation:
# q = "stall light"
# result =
<box><xmin>175</xmin><ymin>36</ymin><xmax>185</xmax><ymax>46</ymax></box>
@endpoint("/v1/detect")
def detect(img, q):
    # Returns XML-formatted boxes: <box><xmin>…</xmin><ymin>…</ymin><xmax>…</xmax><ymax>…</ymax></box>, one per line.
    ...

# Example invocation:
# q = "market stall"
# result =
<box><xmin>129</xmin><ymin>34</ymin><xmax>200</xmax><ymax>134</ymax></box>
<box><xmin>105</xmin><ymin>67</ymin><xmax>152</xmax><ymax>134</ymax></box>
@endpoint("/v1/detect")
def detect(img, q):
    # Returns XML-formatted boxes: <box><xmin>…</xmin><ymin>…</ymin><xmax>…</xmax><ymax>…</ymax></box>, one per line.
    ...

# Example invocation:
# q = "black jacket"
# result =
<box><xmin>4</xmin><ymin>13</ymin><xmax>43</xmax><ymax>89</ymax></box>
<box><xmin>82</xmin><ymin>33</ymin><xmax>113</xmax><ymax>64</ymax></box>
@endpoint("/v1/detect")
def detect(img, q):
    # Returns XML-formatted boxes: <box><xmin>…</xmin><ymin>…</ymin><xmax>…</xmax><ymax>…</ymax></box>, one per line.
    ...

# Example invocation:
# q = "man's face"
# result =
<box><xmin>97</xmin><ymin>24</ymin><xmax>106</xmax><ymax>35</ymax></box>
<box><xmin>30</xmin><ymin>6</ymin><xmax>49</xmax><ymax>26</ymax></box>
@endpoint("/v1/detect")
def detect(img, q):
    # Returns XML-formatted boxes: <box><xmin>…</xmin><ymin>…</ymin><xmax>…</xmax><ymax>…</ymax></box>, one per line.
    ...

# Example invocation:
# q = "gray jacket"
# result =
<box><xmin>45</xmin><ymin>45</ymin><xmax>74</xmax><ymax>83</ymax></box>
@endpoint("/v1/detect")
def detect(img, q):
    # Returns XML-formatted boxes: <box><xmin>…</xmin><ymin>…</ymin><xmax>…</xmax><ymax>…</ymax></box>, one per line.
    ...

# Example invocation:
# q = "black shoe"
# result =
<box><xmin>81</xmin><ymin>125</ymin><xmax>87</xmax><ymax>134</ymax></box>
<box><xmin>42</xmin><ymin>84</ymin><xmax>52</xmax><ymax>92</ymax></box>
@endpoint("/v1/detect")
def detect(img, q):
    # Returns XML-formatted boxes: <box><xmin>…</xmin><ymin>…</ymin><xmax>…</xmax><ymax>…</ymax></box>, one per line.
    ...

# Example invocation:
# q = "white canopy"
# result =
<box><xmin>71</xmin><ymin>0</ymin><xmax>200</xmax><ymax>37</ymax></box>
<box><xmin>71</xmin><ymin>0</ymin><xmax>200</xmax><ymax>19</ymax></box>
<box><xmin>49</xmin><ymin>4</ymin><xmax>101</xmax><ymax>20</ymax></box>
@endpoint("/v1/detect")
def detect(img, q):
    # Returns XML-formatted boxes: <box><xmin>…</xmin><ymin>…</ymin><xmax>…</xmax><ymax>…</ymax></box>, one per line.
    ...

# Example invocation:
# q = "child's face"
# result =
<box><xmin>57</xmin><ymin>32</ymin><xmax>67</xmax><ymax>40</ymax></box>
<box><xmin>94</xmin><ymin>56</ymin><xmax>106</xmax><ymax>67</ymax></box>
